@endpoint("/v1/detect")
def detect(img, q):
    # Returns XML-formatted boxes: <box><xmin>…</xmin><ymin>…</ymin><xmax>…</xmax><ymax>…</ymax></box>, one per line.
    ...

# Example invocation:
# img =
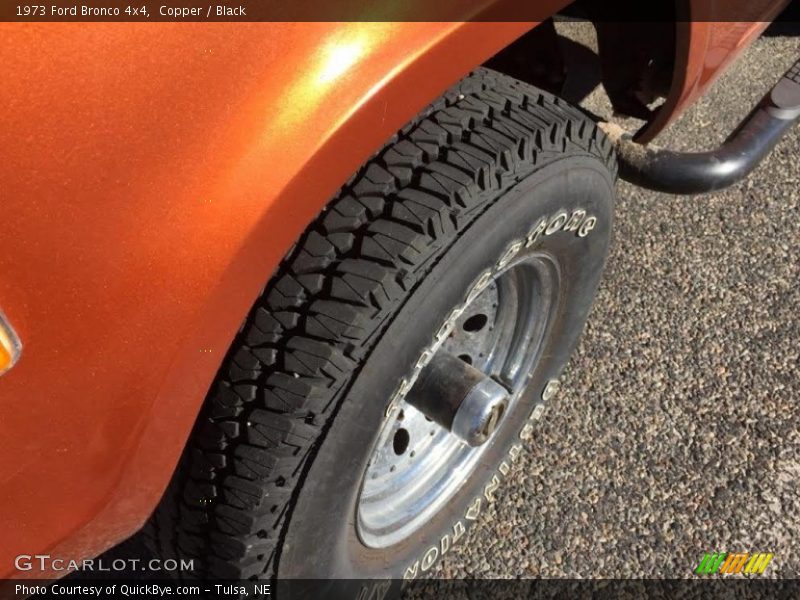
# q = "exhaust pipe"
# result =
<box><xmin>603</xmin><ymin>58</ymin><xmax>800</xmax><ymax>195</ymax></box>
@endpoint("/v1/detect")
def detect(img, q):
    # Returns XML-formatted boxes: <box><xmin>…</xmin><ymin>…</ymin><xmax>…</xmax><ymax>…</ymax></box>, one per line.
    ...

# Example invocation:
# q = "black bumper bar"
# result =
<box><xmin>605</xmin><ymin>58</ymin><xmax>800</xmax><ymax>195</ymax></box>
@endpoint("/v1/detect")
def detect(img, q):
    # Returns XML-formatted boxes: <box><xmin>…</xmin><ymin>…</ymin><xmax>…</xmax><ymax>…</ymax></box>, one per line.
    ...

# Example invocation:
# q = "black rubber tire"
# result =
<box><xmin>145</xmin><ymin>67</ymin><xmax>617</xmax><ymax>594</ymax></box>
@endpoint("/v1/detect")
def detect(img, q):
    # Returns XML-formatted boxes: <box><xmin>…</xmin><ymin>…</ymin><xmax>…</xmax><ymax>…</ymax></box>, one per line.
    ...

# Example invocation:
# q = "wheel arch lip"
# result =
<box><xmin>0</xmin><ymin>19</ymin><xmax>551</xmax><ymax>576</ymax></box>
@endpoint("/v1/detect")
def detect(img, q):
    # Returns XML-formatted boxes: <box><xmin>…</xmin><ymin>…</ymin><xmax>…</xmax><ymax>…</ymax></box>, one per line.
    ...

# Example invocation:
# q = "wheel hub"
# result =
<box><xmin>356</xmin><ymin>253</ymin><xmax>558</xmax><ymax>549</ymax></box>
<box><xmin>405</xmin><ymin>351</ymin><xmax>510</xmax><ymax>447</ymax></box>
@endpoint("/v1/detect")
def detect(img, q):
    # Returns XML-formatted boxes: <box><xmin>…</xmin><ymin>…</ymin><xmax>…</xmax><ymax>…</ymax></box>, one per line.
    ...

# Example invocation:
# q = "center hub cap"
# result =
<box><xmin>405</xmin><ymin>351</ymin><xmax>510</xmax><ymax>447</ymax></box>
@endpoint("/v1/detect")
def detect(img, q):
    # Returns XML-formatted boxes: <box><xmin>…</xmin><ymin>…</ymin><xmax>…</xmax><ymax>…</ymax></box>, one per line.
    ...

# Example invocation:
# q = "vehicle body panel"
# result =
<box><xmin>0</xmin><ymin>3</ymin><xmax>786</xmax><ymax>577</ymax></box>
<box><xmin>639</xmin><ymin>0</ymin><xmax>790</xmax><ymax>141</ymax></box>
<box><xmin>0</xmin><ymin>19</ymin><xmax>545</xmax><ymax>578</ymax></box>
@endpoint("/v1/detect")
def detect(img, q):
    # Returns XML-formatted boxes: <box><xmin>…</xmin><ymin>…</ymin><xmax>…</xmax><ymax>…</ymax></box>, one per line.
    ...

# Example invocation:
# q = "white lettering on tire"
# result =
<box><xmin>578</xmin><ymin>216</ymin><xmax>597</xmax><ymax>238</ymax></box>
<box><xmin>421</xmin><ymin>547</ymin><xmax>439</xmax><ymax>572</ymax></box>
<box><xmin>545</xmin><ymin>211</ymin><xmax>569</xmax><ymax>235</ymax></box>
<box><xmin>526</xmin><ymin>208</ymin><xmax>596</xmax><ymax>248</ymax></box>
<box><xmin>563</xmin><ymin>209</ymin><xmax>587</xmax><ymax>232</ymax></box>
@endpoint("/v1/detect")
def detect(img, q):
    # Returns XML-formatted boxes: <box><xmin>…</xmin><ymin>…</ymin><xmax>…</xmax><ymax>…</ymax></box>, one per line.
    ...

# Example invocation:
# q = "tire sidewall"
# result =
<box><xmin>277</xmin><ymin>156</ymin><xmax>614</xmax><ymax>588</ymax></box>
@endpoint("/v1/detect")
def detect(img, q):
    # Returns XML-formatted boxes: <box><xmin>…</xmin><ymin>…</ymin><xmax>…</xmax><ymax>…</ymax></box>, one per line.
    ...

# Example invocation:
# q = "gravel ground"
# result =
<box><xmin>92</xmin><ymin>26</ymin><xmax>800</xmax><ymax>582</ymax></box>
<box><xmin>431</xmin><ymin>24</ymin><xmax>800</xmax><ymax>579</ymax></box>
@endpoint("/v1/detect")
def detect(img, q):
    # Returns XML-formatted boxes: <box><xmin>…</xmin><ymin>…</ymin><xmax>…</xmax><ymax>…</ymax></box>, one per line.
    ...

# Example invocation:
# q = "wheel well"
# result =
<box><xmin>484</xmin><ymin>4</ymin><xmax>677</xmax><ymax>128</ymax></box>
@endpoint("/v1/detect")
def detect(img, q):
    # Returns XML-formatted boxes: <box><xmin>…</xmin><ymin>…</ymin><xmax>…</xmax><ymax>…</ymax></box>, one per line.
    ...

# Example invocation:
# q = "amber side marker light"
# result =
<box><xmin>0</xmin><ymin>312</ymin><xmax>21</xmax><ymax>375</ymax></box>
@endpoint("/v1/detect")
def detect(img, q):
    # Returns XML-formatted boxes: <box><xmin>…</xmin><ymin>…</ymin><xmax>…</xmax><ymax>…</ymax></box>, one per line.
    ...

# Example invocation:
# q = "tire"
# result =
<box><xmin>145</xmin><ymin>67</ymin><xmax>617</xmax><ymax>595</ymax></box>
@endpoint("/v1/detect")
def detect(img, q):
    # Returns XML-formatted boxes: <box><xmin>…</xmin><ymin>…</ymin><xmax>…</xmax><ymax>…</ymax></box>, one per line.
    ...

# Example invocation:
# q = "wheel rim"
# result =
<box><xmin>356</xmin><ymin>252</ymin><xmax>560</xmax><ymax>548</ymax></box>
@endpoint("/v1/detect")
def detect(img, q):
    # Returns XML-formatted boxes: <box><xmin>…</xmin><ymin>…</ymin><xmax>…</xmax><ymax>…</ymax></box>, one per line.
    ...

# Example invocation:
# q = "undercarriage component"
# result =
<box><xmin>485</xmin><ymin>18</ymin><xmax>566</xmax><ymax>95</ymax></box>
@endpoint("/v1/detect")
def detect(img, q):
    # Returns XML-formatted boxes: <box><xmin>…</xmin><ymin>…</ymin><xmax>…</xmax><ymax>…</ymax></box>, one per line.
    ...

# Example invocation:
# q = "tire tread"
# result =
<box><xmin>144</xmin><ymin>67</ymin><xmax>617</xmax><ymax>581</ymax></box>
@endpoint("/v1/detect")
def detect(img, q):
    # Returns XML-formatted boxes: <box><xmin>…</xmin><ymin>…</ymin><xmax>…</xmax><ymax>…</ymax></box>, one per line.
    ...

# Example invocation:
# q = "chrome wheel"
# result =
<box><xmin>356</xmin><ymin>252</ymin><xmax>560</xmax><ymax>548</ymax></box>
